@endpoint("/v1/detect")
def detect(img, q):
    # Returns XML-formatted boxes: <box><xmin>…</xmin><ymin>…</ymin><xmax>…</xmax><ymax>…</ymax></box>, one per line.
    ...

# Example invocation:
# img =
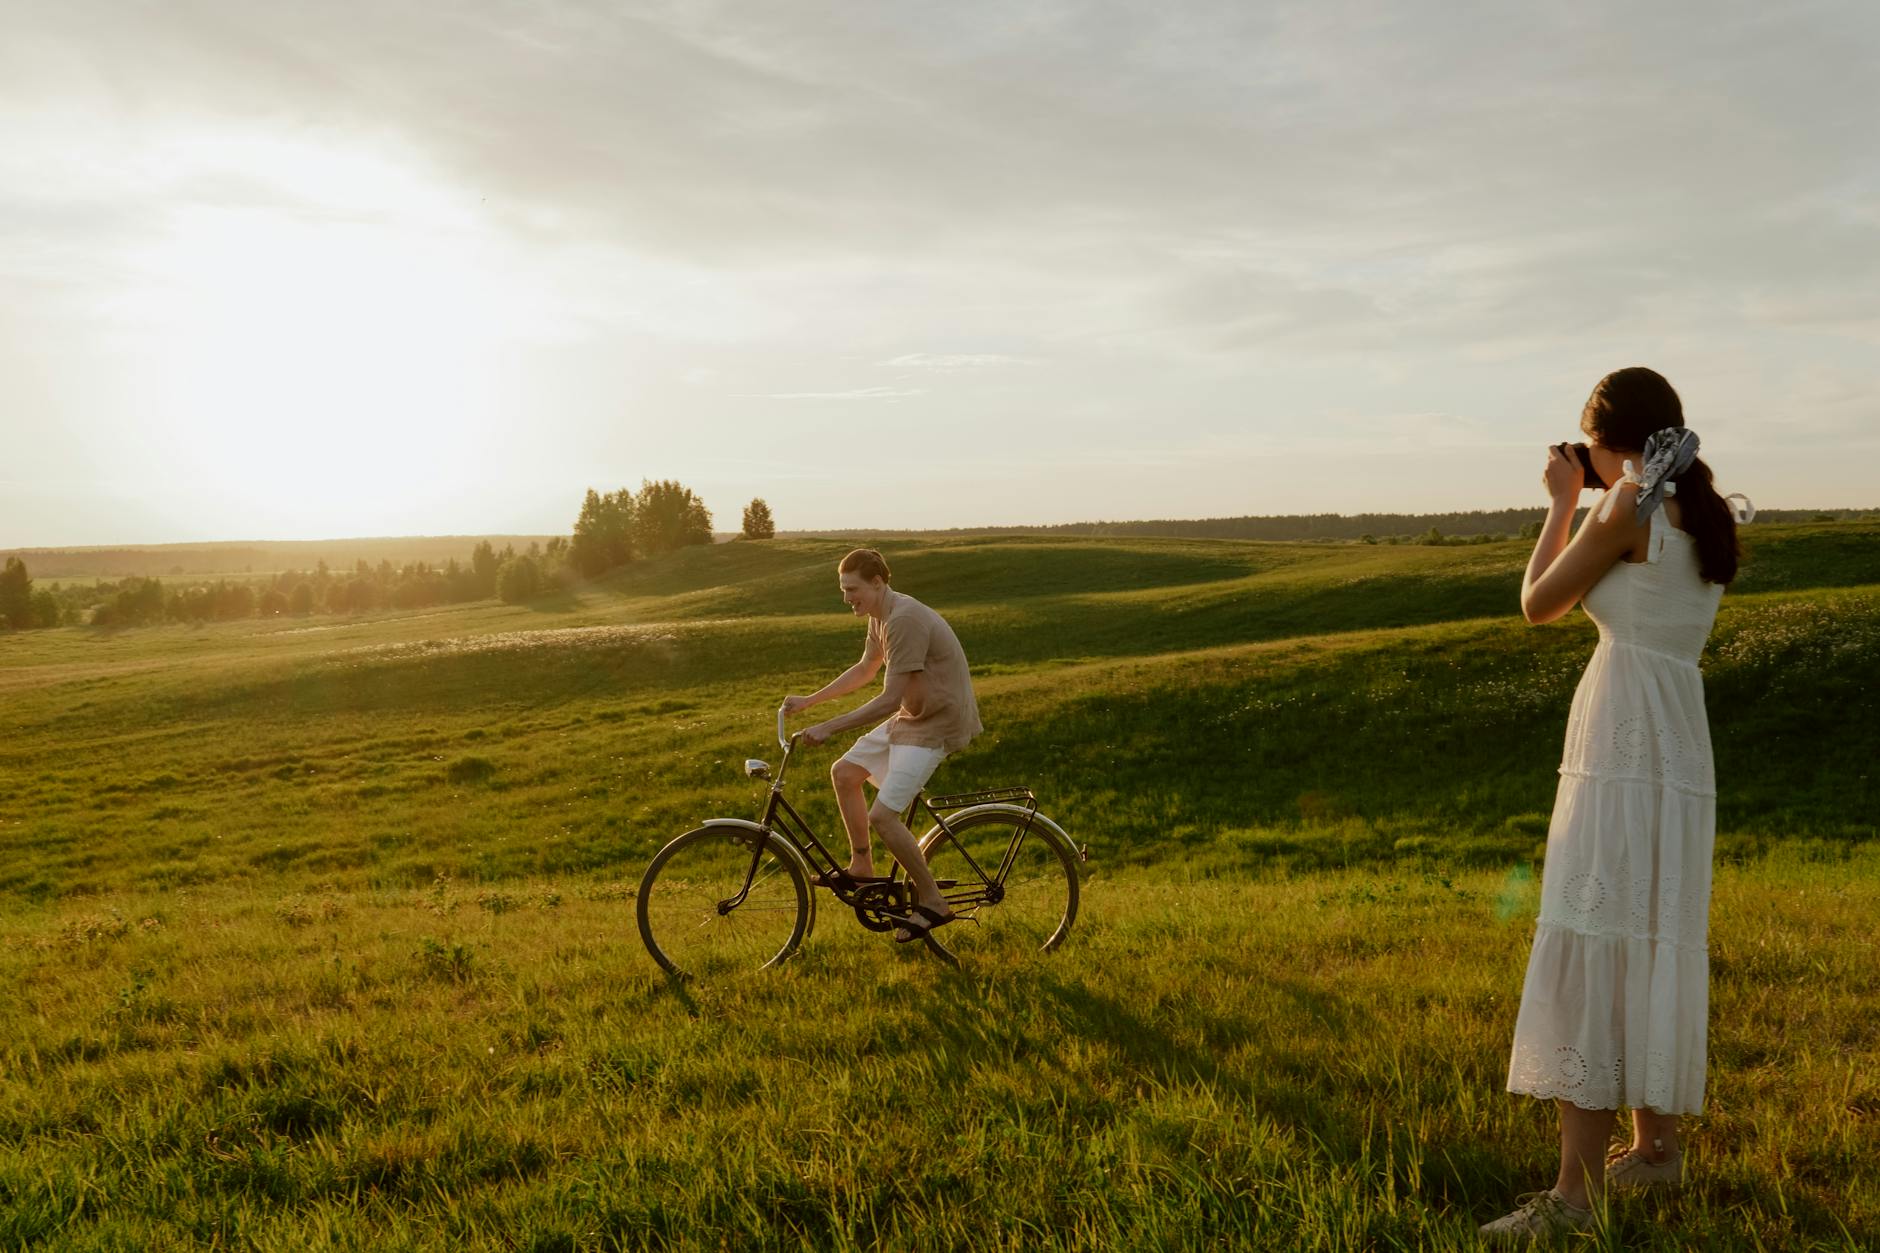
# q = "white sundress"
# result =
<box><xmin>1507</xmin><ymin>492</ymin><xmax>1725</xmax><ymax>1115</ymax></box>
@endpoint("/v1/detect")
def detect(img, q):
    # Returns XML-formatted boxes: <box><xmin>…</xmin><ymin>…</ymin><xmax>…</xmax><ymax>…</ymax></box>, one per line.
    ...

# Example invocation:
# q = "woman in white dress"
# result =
<box><xmin>1481</xmin><ymin>367</ymin><xmax>1746</xmax><ymax>1240</ymax></box>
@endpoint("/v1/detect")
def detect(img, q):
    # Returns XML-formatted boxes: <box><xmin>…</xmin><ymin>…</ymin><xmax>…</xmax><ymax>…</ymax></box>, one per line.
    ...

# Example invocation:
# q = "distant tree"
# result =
<box><xmin>288</xmin><ymin>582</ymin><xmax>315</xmax><ymax>616</ymax></box>
<box><xmin>0</xmin><ymin>557</ymin><xmax>32</xmax><ymax>629</ymax></box>
<box><xmin>540</xmin><ymin>536</ymin><xmax>579</xmax><ymax>589</ymax></box>
<box><xmin>1420</xmin><ymin>527</ymin><xmax>1445</xmax><ymax>546</ymax></box>
<box><xmin>741</xmin><ymin>498</ymin><xmax>775</xmax><ymax>540</ymax></box>
<box><xmin>1518</xmin><ymin>520</ymin><xmax>1544</xmax><ymax>540</ymax></box>
<box><xmin>445</xmin><ymin>559</ymin><xmax>480</xmax><ymax>602</ymax></box>
<box><xmin>220</xmin><ymin>582</ymin><xmax>256</xmax><ymax>618</ymax></box>
<box><xmin>32</xmin><ymin>588</ymin><xmax>62</xmax><ymax>628</ymax></box>
<box><xmin>1359</xmin><ymin>533</ymin><xmax>1377</xmax><ymax>545</ymax></box>
<box><xmin>258</xmin><ymin>588</ymin><xmax>289</xmax><ymax>617</ymax></box>
<box><xmin>496</xmin><ymin>555</ymin><xmax>542</xmax><ymax>604</ymax></box>
<box><xmin>119</xmin><ymin>578</ymin><xmax>166</xmax><ymax>625</ymax></box>
<box><xmin>470</xmin><ymin>541</ymin><xmax>500</xmax><ymax>598</ymax></box>
<box><xmin>633</xmin><ymin>479</ymin><xmax>713</xmax><ymax>557</ymax></box>
<box><xmin>571</xmin><ymin>488</ymin><xmax>635</xmax><ymax>577</ymax></box>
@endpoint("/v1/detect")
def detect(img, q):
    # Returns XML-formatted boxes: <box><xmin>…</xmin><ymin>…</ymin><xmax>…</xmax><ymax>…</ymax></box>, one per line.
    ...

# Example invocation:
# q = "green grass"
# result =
<box><xmin>1</xmin><ymin>523</ymin><xmax>1876</xmax><ymax>1248</ymax></box>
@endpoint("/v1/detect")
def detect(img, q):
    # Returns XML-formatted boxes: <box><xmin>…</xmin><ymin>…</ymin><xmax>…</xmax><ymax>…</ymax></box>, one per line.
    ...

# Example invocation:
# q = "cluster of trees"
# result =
<box><xmin>513</xmin><ymin>481</ymin><xmax>787</xmax><ymax>594</ymax></box>
<box><xmin>4</xmin><ymin>479</ymin><xmax>774</xmax><ymax>631</ymax></box>
<box><xmin>567</xmin><ymin>480</ymin><xmax>717</xmax><ymax>578</ymax></box>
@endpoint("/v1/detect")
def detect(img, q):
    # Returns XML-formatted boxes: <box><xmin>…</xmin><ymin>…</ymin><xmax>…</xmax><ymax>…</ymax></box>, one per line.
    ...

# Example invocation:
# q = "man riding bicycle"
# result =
<box><xmin>783</xmin><ymin>548</ymin><xmax>982</xmax><ymax>943</ymax></box>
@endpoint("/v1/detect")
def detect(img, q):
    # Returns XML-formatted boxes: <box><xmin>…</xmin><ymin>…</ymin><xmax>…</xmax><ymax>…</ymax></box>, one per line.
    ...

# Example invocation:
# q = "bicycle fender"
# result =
<box><xmin>692</xmin><ymin>819</ymin><xmax>820</xmax><ymax>940</ymax></box>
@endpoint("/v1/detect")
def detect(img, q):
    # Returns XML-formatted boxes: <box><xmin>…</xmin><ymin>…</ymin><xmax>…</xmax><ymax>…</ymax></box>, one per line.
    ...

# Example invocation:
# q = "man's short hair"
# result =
<box><xmin>838</xmin><ymin>548</ymin><xmax>891</xmax><ymax>583</ymax></box>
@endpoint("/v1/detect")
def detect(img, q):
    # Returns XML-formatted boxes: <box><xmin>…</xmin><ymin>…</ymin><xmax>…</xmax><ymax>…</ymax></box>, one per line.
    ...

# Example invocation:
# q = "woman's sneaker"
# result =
<box><xmin>1606</xmin><ymin>1138</ymin><xmax>1683</xmax><ymax>1190</ymax></box>
<box><xmin>1479</xmin><ymin>1189</ymin><xmax>1594</xmax><ymax>1241</ymax></box>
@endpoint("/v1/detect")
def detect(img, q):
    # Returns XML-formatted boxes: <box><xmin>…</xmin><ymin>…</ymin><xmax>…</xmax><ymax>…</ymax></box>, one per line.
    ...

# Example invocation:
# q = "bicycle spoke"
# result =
<box><xmin>920</xmin><ymin>811</ymin><xmax>1078</xmax><ymax>962</ymax></box>
<box><xmin>639</xmin><ymin>827</ymin><xmax>809</xmax><ymax>976</ymax></box>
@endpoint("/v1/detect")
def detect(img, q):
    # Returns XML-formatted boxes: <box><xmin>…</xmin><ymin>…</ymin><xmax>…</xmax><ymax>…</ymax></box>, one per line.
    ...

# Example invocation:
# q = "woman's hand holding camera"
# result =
<box><xmin>1544</xmin><ymin>444</ymin><xmax>1585</xmax><ymax>502</ymax></box>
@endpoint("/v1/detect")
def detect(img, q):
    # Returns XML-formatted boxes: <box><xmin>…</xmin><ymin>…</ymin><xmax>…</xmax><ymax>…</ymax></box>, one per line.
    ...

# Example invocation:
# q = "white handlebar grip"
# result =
<box><xmin>777</xmin><ymin>706</ymin><xmax>789</xmax><ymax>749</ymax></box>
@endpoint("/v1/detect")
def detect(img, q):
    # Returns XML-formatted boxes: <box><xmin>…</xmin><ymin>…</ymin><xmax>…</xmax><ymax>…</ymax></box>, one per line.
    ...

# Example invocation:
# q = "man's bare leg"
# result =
<box><xmin>830</xmin><ymin>760</ymin><xmax>876</xmax><ymax>877</ymax></box>
<box><xmin>869</xmin><ymin>800</ymin><xmax>951</xmax><ymax>916</ymax></box>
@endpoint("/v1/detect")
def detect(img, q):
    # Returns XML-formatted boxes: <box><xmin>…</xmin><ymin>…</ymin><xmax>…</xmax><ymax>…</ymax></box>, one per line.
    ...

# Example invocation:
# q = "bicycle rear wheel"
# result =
<box><xmin>638</xmin><ymin>824</ymin><xmax>810</xmax><ymax>977</ymax></box>
<box><xmin>916</xmin><ymin>808</ymin><xmax>1079</xmax><ymax>962</ymax></box>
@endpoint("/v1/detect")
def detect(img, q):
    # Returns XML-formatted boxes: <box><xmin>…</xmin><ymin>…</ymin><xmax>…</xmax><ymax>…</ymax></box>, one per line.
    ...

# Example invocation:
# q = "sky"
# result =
<box><xmin>3</xmin><ymin>0</ymin><xmax>1876</xmax><ymax>546</ymax></box>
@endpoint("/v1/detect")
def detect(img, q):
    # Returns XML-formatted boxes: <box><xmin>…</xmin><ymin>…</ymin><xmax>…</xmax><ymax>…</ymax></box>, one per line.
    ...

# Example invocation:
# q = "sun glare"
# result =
<box><xmin>119</xmin><ymin>134</ymin><xmax>541</xmax><ymax>535</ymax></box>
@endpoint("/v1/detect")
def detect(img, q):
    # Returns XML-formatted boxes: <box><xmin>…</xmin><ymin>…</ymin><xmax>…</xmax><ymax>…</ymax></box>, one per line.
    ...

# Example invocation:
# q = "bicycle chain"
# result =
<box><xmin>848</xmin><ymin>880</ymin><xmax>909</xmax><ymax>932</ymax></box>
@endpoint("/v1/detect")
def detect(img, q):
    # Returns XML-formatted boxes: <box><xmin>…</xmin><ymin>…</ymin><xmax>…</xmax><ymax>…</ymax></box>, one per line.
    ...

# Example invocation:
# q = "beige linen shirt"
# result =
<box><xmin>865</xmin><ymin>588</ymin><xmax>983</xmax><ymax>753</ymax></box>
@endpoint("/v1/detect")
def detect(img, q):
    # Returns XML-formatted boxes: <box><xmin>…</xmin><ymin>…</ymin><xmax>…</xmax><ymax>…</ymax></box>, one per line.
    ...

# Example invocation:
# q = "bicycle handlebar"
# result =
<box><xmin>778</xmin><ymin>706</ymin><xmax>789</xmax><ymax>749</ymax></box>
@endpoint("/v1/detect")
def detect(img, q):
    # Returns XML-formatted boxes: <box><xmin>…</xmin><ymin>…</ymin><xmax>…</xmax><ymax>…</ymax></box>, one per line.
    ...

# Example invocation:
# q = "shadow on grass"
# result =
<box><xmin>647</xmin><ymin>971</ymin><xmax>702</xmax><ymax>1019</ymax></box>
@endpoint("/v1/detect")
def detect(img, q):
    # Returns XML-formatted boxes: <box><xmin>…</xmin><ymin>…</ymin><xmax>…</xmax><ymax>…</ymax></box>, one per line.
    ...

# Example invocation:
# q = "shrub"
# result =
<box><xmin>496</xmin><ymin>556</ymin><xmax>542</xmax><ymax>604</ymax></box>
<box><xmin>446</xmin><ymin>756</ymin><xmax>498</xmax><ymax>784</ymax></box>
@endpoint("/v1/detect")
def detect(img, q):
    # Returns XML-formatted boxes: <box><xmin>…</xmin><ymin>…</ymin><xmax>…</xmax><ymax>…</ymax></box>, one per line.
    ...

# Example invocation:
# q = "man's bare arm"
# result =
<box><xmin>783</xmin><ymin>636</ymin><xmax>884</xmax><ymax>714</ymax></box>
<box><xmin>804</xmin><ymin>671</ymin><xmax>913</xmax><ymax>743</ymax></box>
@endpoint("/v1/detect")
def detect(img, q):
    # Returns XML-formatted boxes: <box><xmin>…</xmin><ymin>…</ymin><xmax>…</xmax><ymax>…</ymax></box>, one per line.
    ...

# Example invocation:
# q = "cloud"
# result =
<box><xmin>751</xmin><ymin>387</ymin><xmax>923</xmax><ymax>401</ymax></box>
<box><xmin>881</xmin><ymin>353</ymin><xmax>1032</xmax><ymax>371</ymax></box>
<box><xmin>4</xmin><ymin>0</ymin><xmax>1878</xmax><ymax>542</ymax></box>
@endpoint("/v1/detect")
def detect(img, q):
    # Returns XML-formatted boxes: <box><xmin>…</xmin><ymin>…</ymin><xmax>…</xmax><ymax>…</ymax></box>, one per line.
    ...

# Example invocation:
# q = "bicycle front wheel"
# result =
<box><xmin>637</xmin><ymin>824</ymin><xmax>810</xmax><ymax>977</ymax></box>
<box><xmin>917</xmin><ymin>808</ymin><xmax>1080</xmax><ymax>962</ymax></box>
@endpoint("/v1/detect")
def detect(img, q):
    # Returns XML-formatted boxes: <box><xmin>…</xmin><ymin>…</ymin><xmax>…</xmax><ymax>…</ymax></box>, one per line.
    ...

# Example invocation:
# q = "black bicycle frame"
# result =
<box><xmin>730</xmin><ymin>736</ymin><xmax>1039</xmax><ymax>913</ymax></box>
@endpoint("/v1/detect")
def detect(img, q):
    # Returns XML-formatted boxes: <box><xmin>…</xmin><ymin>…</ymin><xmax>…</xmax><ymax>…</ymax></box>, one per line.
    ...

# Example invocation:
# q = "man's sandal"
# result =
<box><xmin>809</xmin><ymin>867</ymin><xmax>890</xmax><ymax>890</ymax></box>
<box><xmin>893</xmin><ymin>904</ymin><xmax>957</xmax><ymax>944</ymax></box>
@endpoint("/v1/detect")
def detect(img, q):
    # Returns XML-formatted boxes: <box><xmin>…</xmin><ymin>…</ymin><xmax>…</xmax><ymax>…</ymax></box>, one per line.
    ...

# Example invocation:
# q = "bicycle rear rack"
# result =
<box><xmin>925</xmin><ymin>785</ymin><xmax>1035</xmax><ymax>811</ymax></box>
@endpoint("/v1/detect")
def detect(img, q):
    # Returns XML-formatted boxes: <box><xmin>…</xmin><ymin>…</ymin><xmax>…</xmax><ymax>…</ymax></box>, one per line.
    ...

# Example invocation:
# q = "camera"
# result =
<box><xmin>1559</xmin><ymin>442</ymin><xmax>1606</xmax><ymax>491</ymax></box>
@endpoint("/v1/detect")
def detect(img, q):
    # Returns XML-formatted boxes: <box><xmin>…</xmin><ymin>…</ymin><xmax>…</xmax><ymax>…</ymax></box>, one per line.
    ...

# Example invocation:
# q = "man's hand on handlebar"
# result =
<box><xmin>778</xmin><ymin>697</ymin><xmax>829</xmax><ymax>746</ymax></box>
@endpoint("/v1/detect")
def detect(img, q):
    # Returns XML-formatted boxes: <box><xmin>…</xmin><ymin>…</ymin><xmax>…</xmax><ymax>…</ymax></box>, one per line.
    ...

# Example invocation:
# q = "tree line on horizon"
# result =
<box><xmin>1</xmin><ymin>480</ymin><xmax>777</xmax><ymax>630</ymax></box>
<box><xmin>807</xmin><ymin>505</ymin><xmax>1868</xmax><ymax>543</ymax></box>
<box><xmin>7</xmin><ymin>496</ymin><xmax>1863</xmax><ymax>632</ymax></box>
<box><xmin>4</xmin><ymin>547</ymin><xmax>519</xmax><ymax>630</ymax></box>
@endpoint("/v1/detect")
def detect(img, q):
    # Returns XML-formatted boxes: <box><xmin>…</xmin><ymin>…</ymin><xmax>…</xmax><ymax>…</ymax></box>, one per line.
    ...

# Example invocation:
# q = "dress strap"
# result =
<box><xmin>1646</xmin><ymin>501</ymin><xmax>1668</xmax><ymax>563</ymax></box>
<box><xmin>1594</xmin><ymin>459</ymin><xmax>1674</xmax><ymax>562</ymax></box>
<box><xmin>1594</xmin><ymin>461</ymin><xmax>1645</xmax><ymax>524</ymax></box>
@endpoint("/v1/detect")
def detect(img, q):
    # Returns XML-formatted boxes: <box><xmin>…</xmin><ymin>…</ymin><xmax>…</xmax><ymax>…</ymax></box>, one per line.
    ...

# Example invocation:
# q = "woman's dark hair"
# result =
<box><xmin>1581</xmin><ymin>366</ymin><xmax>1739</xmax><ymax>584</ymax></box>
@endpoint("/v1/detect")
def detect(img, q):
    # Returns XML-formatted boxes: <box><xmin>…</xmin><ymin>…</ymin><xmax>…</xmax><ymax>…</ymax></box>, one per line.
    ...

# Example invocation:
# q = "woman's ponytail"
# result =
<box><xmin>1670</xmin><ymin>456</ymin><xmax>1739</xmax><ymax>585</ymax></box>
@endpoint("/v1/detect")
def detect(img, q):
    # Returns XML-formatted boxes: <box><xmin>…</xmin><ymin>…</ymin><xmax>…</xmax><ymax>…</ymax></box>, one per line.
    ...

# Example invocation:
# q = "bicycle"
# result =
<box><xmin>637</xmin><ymin>709</ymin><xmax>1086</xmax><ymax>976</ymax></box>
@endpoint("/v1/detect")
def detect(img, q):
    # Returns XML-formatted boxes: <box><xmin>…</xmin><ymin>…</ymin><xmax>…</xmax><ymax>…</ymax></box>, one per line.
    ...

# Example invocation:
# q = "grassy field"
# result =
<box><xmin>2</xmin><ymin>523</ymin><xmax>1876</xmax><ymax>1249</ymax></box>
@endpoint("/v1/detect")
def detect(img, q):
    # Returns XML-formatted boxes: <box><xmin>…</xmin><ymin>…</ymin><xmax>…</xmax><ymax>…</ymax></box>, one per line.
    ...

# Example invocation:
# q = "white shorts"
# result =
<box><xmin>839</xmin><ymin>721</ymin><xmax>947</xmax><ymax>813</ymax></box>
